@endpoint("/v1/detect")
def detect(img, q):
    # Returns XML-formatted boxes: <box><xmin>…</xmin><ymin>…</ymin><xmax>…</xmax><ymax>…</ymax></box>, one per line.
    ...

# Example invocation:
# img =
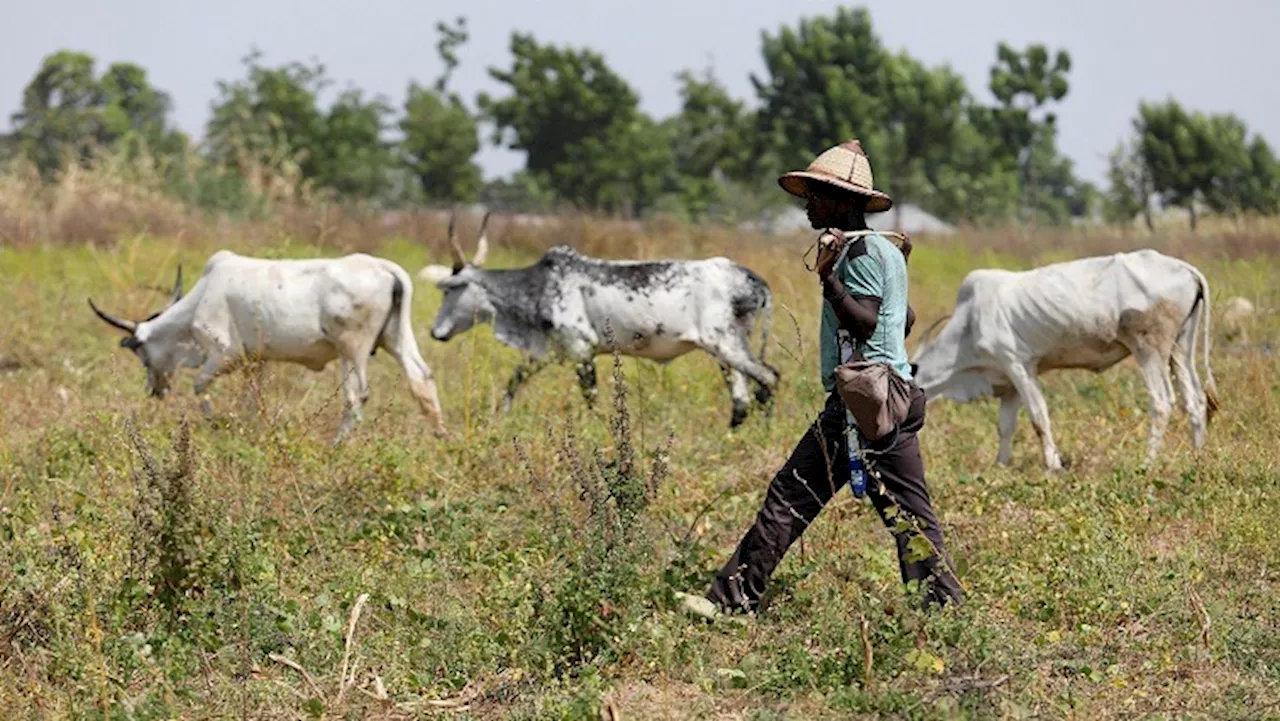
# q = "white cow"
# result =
<box><xmin>912</xmin><ymin>249</ymin><xmax>1219</xmax><ymax>469</ymax></box>
<box><xmin>1220</xmin><ymin>296</ymin><xmax>1256</xmax><ymax>345</ymax></box>
<box><xmin>89</xmin><ymin>251</ymin><xmax>447</xmax><ymax>440</ymax></box>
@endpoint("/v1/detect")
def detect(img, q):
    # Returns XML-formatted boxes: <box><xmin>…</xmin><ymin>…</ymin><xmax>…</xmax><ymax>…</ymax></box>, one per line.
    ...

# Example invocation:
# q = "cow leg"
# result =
<box><xmin>720</xmin><ymin>364</ymin><xmax>752</xmax><ymax>428</ymax></box>
<box><xmin>381</xmin><ymin>327</ymin><xmax>448</xmax><ymax>436</ymax></box>
<box><xmin>335</xmin><ymin>358</ymin><xmax>366</xmax><ymax>442</ymax></box>
<box><xmin>576</xmin><ymin>359</ymin><xmax>598</xmax><ymax>406</ymax></box>
<box><xmin>1005</xmin><ymin>363</ymin><xmax>1062</xmax><ymax>471</ymax></box>
<box><xmin>501</xmin><ymin>356</ymin><xmax>552</xmax><ymax>414</ymax></box>
<box><xmin>191</xmin><ymin>327</ymin><xmax>236</xmax><ymax>419</ymax></box>
<box><xmin>192</xmin><ymin>359</ymin><xmax>223</xmax><ymax>419</ymax></box>
<box><xmin>1133</xmin><ymin>347</ymin><xmax>1176</xmax><ymax>464</ymax></box>
<box><xmin>996</xmin><ymin>388</ymin><xmax>1020</xmax><ymax>466</ymax></box>
<box><xmin>707</xmin><ymin>334</ymin><xmax>779</xmax><ymax>398</ymax></box>
<box><xmin>1171</xmin><ymin>322</ymin><xmax>1208</xmax><ymax>449</ymax></box>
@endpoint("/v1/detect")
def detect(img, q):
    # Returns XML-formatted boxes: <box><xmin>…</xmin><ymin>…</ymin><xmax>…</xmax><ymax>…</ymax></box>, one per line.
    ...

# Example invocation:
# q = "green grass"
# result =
<box><xmin>1</xmin><ymin>230</ymin><xmax>1277</xmax><ymax>720</ymax></box>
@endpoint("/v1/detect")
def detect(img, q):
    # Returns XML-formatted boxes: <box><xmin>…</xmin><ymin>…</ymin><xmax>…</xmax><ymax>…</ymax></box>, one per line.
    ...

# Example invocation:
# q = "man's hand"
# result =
<box><xmin>814</xmin><ymin>229</ymin><xmax>845</xmax><ymax>279</ymax></box>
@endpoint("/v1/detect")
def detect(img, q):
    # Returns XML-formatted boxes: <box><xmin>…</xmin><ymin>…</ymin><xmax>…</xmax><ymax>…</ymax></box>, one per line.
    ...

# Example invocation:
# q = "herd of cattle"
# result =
<box><xmin>87</xmin><ymin>213</ymin><xmax>1256</xmax><ymax>467</ymax></box>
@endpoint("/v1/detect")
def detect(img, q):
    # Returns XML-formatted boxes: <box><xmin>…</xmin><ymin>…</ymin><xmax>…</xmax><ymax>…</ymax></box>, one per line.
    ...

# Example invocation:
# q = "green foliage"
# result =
<box><xmin>985</xmin><ymin>43</ymin><xmax>1081</xmax><ymax>222</ymax></box>
<box><xmin>532</xmin><ymin>346</ymin><xmax>670</xmax><ymax>676</ymax></box>
<box><xmin>749</xmin><ymin>10</ymin><xmax>1089</xmax><ymax>227</ymax></box>
<box><xmin>313</xmin><ymin>88</ymin><xmax>396</xmax><ymax>200</ymax></box>
<box><xmin>206</xmin><ymin>50</ymin><xmax>399</xmax><ymax>202</ymax></box>
<box><xmin>1133</xmin><ymin>98</ymin><xmax>1280</xmax><ymax>228</ymax></box>
<box><xmin>665</xmin><ymin>69</ymin><xmax>760</xmax><ymax>220</ymax></box>
<box><xmin>9</xmin><ymin>50</ymin><xmax>185</xmax><ymax>178</ymax></box>
<box><xmin>479</xmin><ymin>33</ymin><xmax>673</xmax><ymax>217</ymax></box>
<box><xmin>6</xmin><ymin>12</ymin><xmax>1278</xmax><ymax>227</ymax></box>
<box><xmin>1102</xmin><ymin>139</ymin><xmax>1152</xmax><ymax>228</ymax></box>
<box><xmin>752</xmin><ymin>7</ymin><xmax>889</xmax><ymax>173</ymax></box>
<box><xmin>398</xmin><ymin>16</ymin><xmax>482</xmax><ymax>205</ymax></box>
<box><xmin>204</xmin><ymin>49</ymin><xmax>327</xmax><ymax>186</ymax></box>
<box><xmin>878</xmin><ymin>52</ymin><xmax>969</xmax><ymax>222</ymax></box>
<box><xmin>400</xmin><ymin>85</ymin><xmax>482</xmax><ymax>204</ymax></box>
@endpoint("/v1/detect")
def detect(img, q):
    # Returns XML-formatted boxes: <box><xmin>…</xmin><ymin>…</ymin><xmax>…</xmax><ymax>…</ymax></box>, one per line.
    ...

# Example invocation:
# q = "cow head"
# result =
<box><xmin>88</xmin><ymin>266</ymin><xmax>200</xmax><ymax>398</ymax></box>
<box><xmin>429</xmin><ymin>212</ymin><xmax>494</xmax><ymax>342</ymax></box>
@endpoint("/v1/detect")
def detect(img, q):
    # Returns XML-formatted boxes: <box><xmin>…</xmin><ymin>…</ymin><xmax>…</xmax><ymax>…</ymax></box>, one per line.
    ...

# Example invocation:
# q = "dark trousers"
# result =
<box><xmin>706</xmin><ymin>387</ymin><xmax>964</xmax><ymax>612</ymax></box>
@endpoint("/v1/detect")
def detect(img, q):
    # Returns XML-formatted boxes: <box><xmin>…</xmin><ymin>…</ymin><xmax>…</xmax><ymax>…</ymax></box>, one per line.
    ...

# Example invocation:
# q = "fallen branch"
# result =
<box><xmin>336</xmin><ymin>592</ymin><xmax>371</xmax><ymax>705</ymax></box>
<box><xmin>1187</xmin><ymin>582</ymin><xmax>1212</xmax><ymax>649</ymax></box>
<box><xmin>268</xmin><ymin>653</ymin><xmax>325</xmax><ymax>702</ymax></box>
<box><xmin>858</xmin><ymin>610</ymin><xmax>874</xmax><ymax>689</ymax></box>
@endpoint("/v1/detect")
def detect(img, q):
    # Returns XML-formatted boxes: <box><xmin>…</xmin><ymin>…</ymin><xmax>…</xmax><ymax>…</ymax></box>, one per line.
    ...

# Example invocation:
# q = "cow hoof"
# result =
<box><xmin>730</xmin><ymin>406</ymin><xmax>748</xmax><ymax>428</ymax></box>
<box><xmin>754</xmin><ymin>386</ymin><xmax>774</xmax><ymax>406</ymax></box>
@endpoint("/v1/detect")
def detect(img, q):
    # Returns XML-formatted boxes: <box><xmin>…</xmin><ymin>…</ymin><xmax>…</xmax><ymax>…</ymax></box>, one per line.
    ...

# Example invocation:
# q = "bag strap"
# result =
<box><xmin>837</xmin><ymin>229</ymin><xmax>911</xmax><ymax>254</ymax></box>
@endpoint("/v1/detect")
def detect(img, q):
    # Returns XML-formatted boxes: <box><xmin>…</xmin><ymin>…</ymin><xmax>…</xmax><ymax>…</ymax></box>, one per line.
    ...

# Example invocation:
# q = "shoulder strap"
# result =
<box><xmin>839</xmin><ymin>229</ymin><xmax>910</xmax><ymax>253</ymax></box>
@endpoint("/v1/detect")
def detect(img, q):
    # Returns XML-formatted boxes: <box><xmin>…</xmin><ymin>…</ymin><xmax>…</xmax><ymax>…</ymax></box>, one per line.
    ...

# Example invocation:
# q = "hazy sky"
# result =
<box><xmin>4</xmin><ymin>0</ymin><xmax>1278</xmax><ymax>185</ymax></box>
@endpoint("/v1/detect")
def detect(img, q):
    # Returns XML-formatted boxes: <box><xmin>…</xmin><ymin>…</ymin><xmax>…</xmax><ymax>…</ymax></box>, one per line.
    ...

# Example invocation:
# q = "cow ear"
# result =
<box><xmin>417</xmin><ymin>264</ymin><xmax>454</xmax><ymax>284</ymax></box>
<box><xmin>121</xmin><ymin>336</ymin><xmax>142</xmax><ymax>350</ymax></box>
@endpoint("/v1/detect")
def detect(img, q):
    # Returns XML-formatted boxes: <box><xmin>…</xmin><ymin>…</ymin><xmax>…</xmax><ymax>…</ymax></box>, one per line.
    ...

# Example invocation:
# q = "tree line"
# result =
<box><xmin>2</xmin><ymin>7</ymin><xmax>1276</xmax><ymax>229</ymax></box>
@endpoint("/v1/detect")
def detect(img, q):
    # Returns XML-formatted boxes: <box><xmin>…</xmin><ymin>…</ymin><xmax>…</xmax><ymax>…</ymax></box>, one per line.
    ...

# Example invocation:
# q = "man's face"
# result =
<box><xmin>804</xmin><ymin>186</ymin><xmax>865</xmax><ymax>228</ymax></box>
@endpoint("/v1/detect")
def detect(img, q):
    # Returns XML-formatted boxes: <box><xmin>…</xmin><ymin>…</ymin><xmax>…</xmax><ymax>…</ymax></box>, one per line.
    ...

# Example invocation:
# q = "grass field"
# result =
<box><xmin>1</xmin><ymin>214</ymin><xmax>1277</xmax><ymax>719</ymax></box>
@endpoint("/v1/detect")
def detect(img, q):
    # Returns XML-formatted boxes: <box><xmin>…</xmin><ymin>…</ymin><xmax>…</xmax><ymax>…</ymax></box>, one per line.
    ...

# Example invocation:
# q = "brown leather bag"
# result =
<box><xmin>834</xmin><ymin>360</ymin><xmax>911</xmax><ymax>442</ymax></box>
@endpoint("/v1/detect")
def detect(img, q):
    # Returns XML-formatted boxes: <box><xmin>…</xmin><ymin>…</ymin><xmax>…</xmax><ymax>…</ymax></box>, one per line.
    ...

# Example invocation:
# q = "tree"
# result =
<box><xmin>926</xmin><ymin>114</ymin><xmax>1021</xmax><ymax>225</ymax></box>
<box><xmin>1103</xmin><ymin>139</ymin><xmax>1153</xmax><ymax>229</ymax></box>
<box><xmin>9</xmin><ymin>50</ymin><xmax>183</xmax><ymax>177</ymax></box>
<box><xmin>1135</xmin><ymin>99</ymin><xmax>1214</xmax><ymax>229</ymax></box>
<box><xmin>878</xmin><ymin>52</ymin><xmax>968</xmax><ymax>226</ymax></box>
<box><xmin>479</xmin><ymin>33</ymin><xmax>671</xmax><ymax>216</ymax></box>
<box><xmin>1240</xmin><ymin>137</ymin><xmax>1280</xmax><ymax>215</ymax></box>
<box><xmin>399</xmin><ymin>16</ymin><xmax>482</xmax><ymax>203</ymax></box>
<box><xmin>665</xmin><ymin>68</ymin><xmax>758</xmax><ymax>219</ymax></box>
<box><xmin>750</xmin><ymin>9</ymin><xmax>987</xmax><ymax>226</ymax></box>
<box><xmin>205</xmin><ymin>49</ymin><xmax>328</xmax><ymax>186</ymax></box>
<box><xmin>313</xmin><ymin>88</ymin><xmax>395</xmax><ymax>199</ymax></box>
<box><xmin>401</xmin><ymin>86</ymin><xmax>482</xmax><ymax>203</ymax></box>
<box><xmin>207</xmin><ymin>49</ymin><xmax>398</xmax><ymax>200</ymax></box>
<box><xmin>987</xmin><ymin>43</ymin><xmax>1072</xmax><ymax>220</ymax></box>
<box><xmin>751</xmin><ymin>7</ymin><xmax>890</xmax><ymax>173</ymax></box>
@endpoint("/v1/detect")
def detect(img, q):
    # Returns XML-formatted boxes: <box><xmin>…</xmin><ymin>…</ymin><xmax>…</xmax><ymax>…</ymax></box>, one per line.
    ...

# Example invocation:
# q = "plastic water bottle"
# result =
<box><xmin>845</xmin><ymin>412</ymin><xmax>867</xmax><ymax>498</ymax></box>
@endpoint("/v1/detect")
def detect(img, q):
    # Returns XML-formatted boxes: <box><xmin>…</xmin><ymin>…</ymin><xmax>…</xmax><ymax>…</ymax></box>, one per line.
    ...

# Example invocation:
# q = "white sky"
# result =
<box><xmin>4</xmin><ymin>0</ymin><xmax>1278</xmax><ymax>184</ymax></box>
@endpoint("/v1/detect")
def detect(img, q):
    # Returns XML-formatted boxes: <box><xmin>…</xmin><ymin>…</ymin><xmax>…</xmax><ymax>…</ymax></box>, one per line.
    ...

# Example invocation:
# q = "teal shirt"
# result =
<box><xmin>819</xmin><ymin>232</ymin><xmax>914</xmax><ymax>392</ymax></box>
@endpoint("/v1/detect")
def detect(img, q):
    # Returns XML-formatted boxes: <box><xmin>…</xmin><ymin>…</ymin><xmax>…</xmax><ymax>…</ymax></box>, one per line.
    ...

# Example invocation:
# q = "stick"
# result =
<box><xmin>858</xmin><ymin>610</ymin><xmax>874</xmax><ymax>689</ymax></box>
<box><xmin>268</xmin><ymin>654</ymin><xmax>325</xmax><ymax>701</ymax></box>
<box><xmin>336</xmin><ymin>592</ymin><xmax>371</xmax><ymax>704</ymax></box>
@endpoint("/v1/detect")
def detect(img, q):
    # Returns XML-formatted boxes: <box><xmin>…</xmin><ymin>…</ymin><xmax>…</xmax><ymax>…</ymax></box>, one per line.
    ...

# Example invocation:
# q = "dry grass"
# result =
<box><xmin>0</xmin><ymin>169</ymin><xmax>1278</xmax><ymax>719</ymax></box>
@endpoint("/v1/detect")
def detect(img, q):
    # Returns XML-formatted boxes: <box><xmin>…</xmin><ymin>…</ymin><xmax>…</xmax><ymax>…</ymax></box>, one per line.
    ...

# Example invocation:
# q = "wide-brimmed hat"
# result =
<box><xmin>778</xmin><ymin>139</ymin><xmax>893</xmax><ymax>213</ymax></box>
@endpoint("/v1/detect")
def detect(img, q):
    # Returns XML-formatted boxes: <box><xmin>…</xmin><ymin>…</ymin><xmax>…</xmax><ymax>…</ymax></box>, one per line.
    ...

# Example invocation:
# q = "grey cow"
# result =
<box><xmin>421</xmin><ymin>215</ymin><xmax>778</xmax><ymax>426</ymax></box>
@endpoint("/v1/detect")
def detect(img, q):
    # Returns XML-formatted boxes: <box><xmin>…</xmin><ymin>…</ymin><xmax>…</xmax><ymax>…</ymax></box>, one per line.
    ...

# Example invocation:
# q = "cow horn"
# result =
<box><xmin>88</xmin><ymin>298</ymin><xmax>136</xmax><ymax>334</ymax></box>
<box><xmin>472</xmin><ymin>212</ymin><xmax>490</xmax><ymax>266</ymax></box>
<box><xmin>169</xmin><ymin>265</ymin><xmax>184</xmax><ymax>306</ymax></box>
<box><xmin>446</xmin><ymin>208</ymin><xmax>467</xmax><ymax>269</ymax></box>
<box><xmin>910</xmin><ymin>313</ymin><xmax>952</xmax><ymax>358</ymax></box>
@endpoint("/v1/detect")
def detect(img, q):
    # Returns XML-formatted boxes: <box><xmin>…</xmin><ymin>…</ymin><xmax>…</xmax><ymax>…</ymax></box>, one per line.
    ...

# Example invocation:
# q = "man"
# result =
<box><xmin>682</xmin><ymin>139</ymin><xmax>964</xmax><ymax>617</ymax></box>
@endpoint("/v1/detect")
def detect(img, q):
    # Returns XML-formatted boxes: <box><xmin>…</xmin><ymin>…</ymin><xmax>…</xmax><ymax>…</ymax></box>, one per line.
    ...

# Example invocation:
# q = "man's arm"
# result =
<box><xmin>821</xmin><ymin>274</ymin><xmax>879</xmax><ymax>341</ymax></box>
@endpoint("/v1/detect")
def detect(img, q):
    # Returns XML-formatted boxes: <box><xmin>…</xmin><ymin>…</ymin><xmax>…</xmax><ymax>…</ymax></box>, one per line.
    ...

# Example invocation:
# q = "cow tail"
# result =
<box><xmin>375</xmin><ymin>261</ymin><xmax>417</xmax><ymax>356</ymax></box>
<box><xmin>1190</xmin><ymin>264</ymin><xmax>1220</xmax><ymax>420</ymax></box>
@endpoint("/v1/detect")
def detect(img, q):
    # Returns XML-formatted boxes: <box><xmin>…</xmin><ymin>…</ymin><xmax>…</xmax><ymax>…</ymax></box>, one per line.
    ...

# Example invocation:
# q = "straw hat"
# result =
<box><xmin>778</xmin><ymin>139</ymin><xmax>893</xmax><ymax>213</ymax></box>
